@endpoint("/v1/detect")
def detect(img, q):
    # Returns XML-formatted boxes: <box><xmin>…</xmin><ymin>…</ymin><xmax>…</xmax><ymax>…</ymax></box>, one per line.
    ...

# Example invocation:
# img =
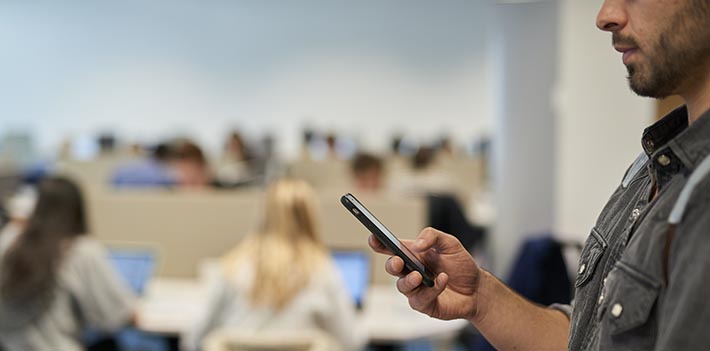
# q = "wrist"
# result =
<box><xmin>468</xmin><ymin>269</ymin><xmax>495</xmax><ymax>325</ymax></box>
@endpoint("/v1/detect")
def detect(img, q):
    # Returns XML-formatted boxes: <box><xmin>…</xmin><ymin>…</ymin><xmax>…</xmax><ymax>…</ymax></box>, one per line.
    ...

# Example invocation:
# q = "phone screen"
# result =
<box><xmin>343</xmin><ymin>194</ymin><xmax>427</xmax><ymax>274</ymax></box>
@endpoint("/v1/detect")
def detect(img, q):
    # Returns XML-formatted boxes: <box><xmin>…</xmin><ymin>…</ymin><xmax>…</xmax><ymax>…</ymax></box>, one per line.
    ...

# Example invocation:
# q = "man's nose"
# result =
<box><xmin>597</xmin><ymin>0</ymin><xmax>628</xmax><ymax>32</ymax></box>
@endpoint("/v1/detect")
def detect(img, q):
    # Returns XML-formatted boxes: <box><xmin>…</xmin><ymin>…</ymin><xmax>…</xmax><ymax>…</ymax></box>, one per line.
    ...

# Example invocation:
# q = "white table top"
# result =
<box><xmin>136</xmin><ymin>278</ymin><xmax>468</xmax><ymax>343</ymax></box>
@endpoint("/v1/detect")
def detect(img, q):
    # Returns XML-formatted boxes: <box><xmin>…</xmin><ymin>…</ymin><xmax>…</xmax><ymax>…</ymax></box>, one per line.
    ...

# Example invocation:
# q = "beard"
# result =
<box><xmin>616</xmin><ymin>1</ymin><xmax>710</xmax><ymax>98</ymax></box>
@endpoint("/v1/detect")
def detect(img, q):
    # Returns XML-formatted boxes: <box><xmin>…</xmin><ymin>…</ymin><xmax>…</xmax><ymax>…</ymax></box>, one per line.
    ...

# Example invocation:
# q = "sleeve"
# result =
<box><xmin>181</xmin><ymin>272</ymin><xmax>231</xmax><ymax>351</ymax></box>
<box><xmin>67</xmin><ymin>239</ymin><xmax>136</xmax><ymax>331</ymax></box>
<box><xmin>549</xmin><ymin>302</ymin><xmax>573</xmax><ymax>320</ymax></box>
<box><xmin>655</xmin><ymin>200</ymin><xmax>710</xmax><ymax>350</ymax></box>
<box><xmin>318</xmin><ymin>261</ymin><xmax>367</xmax><ymax>351</ymax></box>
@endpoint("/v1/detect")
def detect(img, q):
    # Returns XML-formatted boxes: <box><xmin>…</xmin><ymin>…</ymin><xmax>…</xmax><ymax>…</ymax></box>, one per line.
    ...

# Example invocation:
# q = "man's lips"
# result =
<box><xmin>614</xmin><ymin>46</ymin><xmax>638</xmax><ymax>65</ymax></box>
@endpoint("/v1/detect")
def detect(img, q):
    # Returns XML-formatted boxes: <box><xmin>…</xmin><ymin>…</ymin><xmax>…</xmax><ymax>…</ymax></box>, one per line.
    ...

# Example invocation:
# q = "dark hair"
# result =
<box><xmin>152</xmin><ymin>142</ymin><xmax>173</xmax><ymax>161</ymax></box>
<box><xmin>174</xmin><ymin>140</ymin><xmax>206</xmax><ymax>166</ymax></box>
<box><xmin>227</xmin><ymin>131</ymin><xmax>253</xmax><ymax>161</ymax></box>
<box><xmin>326</xmin><ymin>133</ymin><xmax>337</xmax><ymax>149</ymax></box>
<box><xmin>351</xmin><ymin>153</ymin><xmax>383</xmax><ymax>175</ymax></box>
<box><xmin>412</xmin><ymin>146</ymin><xmax>435</xmax><ymax>170</ymax></box>
<box><xmin>1</xmin><ymin>177</ymin><xmax>88</xmax><ymax>302</ymax></box>
<box><xmin>390</xmin><ymin>135</ymin><xmax>403</xmax><ymax>154</ymax></box>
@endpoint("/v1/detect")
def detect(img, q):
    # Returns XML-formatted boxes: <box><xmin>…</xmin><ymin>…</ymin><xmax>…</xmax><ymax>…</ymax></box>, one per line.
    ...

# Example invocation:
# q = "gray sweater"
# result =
<box><xmin>0</xmin><ymin>225</ymin><xmax>135</xmax><ymax>351</ymax></box>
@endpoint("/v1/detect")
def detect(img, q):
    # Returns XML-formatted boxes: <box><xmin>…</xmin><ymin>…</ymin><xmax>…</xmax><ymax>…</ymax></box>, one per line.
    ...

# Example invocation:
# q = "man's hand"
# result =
<box><xmin>368</xmin><ymin>227</ymin><xmax>481</xmax><ymax>321</ymax></box>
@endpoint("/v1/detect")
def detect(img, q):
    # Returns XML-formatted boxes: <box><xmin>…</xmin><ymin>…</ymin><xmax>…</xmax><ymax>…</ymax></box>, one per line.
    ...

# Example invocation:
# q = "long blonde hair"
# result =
<box><xmin>223</xmin><ymin>179</ymin><xmax>328</xmax><ymax>310</ymax></box>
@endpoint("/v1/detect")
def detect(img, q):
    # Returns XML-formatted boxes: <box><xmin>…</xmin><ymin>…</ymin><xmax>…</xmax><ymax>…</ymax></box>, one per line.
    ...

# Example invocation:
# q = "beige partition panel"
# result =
<box><xmin>55</xmin><ymin>156</ymin><xmax>129</xmax><ymax>190</ymax></box>
<box><xmin>89</xmin><ymin>189</ymin><xmax>426</xmax><ymax>285</ymax></box>
<box><xmin>287</xmin><ymin>160</ymin><xmax>351</xmax><ymax>190</ymax></box>
<box><xmin>89</xmin><ymin>189</ymin><xmax>263</xmax><ymax>278</ymax></box>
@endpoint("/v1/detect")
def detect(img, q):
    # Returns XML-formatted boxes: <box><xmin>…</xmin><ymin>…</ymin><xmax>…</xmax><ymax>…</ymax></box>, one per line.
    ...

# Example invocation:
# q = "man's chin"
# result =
<box><xmin>629</xmin><ymin>80</ymin><xmax>670</xmax><ymax>99</ymax></box>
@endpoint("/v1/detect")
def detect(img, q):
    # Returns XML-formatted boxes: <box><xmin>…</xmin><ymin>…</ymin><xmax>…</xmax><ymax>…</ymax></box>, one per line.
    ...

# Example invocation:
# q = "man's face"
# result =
<box><xmin>597</xmin><ymin>0</ymin><xmax>710</xmax><ymax>98</ymax></box>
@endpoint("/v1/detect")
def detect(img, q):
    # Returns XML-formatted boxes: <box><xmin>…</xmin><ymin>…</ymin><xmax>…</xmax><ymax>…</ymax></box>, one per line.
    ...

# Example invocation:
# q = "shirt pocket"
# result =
<box><xmin>599</xmin><ymin>261</ymin><xmax>660</xmax><ymax>348</ymax></box>
<box><xmin>575</xmin><ymin>228</ymin><xmax>608</xmax><ymax>288</ymax></box>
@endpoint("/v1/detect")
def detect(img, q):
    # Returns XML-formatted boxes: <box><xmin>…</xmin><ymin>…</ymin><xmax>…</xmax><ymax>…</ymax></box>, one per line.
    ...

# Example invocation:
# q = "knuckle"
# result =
<box><xmin>386</xmin><ymin>257</ymin><xmax>403</xmax><ymax>276</ymax></box>
<box><xmin>422</xmin><ymin>227</ymin><xmax>437</xmax><ymax>236</ymax></box>
<box><xmin>408</xmin><ymin>297</ymin><xmax>425</xmax><ymax>311</ymax></box>
<box><xmin>396</xmin><ymin>278</ymin><xmax>410</xmax><ymax>294</ymax></box>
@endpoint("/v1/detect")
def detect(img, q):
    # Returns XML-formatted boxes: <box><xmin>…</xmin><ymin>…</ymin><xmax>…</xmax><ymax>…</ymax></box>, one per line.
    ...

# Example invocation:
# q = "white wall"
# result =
<box><xmin>553</xmin><ymin>0</ymin><xmax>654</xmax><ymax>239</ymax></box>
<box><xmin>0</xmin><ymin>0</ymin><xmax>493</xmax><ymax>159</ymax></box>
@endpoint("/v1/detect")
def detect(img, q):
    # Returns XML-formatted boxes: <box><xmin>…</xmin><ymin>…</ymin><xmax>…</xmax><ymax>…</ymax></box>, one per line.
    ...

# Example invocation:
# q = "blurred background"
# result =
<box><xmin>0</xmin><ymin>0</ymin><xmax>681</xmax><ymax>350</ymax></box>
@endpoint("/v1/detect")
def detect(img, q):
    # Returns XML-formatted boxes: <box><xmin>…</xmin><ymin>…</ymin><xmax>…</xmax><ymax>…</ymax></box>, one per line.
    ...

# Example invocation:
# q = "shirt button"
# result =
<box><xmin>578</xmin><ymin>263</ymin><xmax>587</xmax><ymax>274</ymax></box>
<box><xmin>611</xmin><ymin>303</ymin><xmax>624</xmax><ymax>318</ymax></box>
<box><xmin>629</xmin><ymin>208</ymin><xmax>641</xmax><ymax>222</ymax></box>
<box><xmin>657</xmin><ymin>154</ymin><xmax>671</xmax><ymax>166</ymax></box>
<box><xmin>644</xmin><ymin>139</ymin><xmax>655</xmax><ymax>151</ymax></box>
<box><xmin>598</xmin><ymin>292</ymin><xmax>605</xmax><ymax>304</ymax></box>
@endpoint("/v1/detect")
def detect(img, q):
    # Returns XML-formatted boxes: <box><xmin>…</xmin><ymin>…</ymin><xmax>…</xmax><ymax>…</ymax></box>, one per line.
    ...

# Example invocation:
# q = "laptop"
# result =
<box><xmin>107</xmin><ymin>248</ymin><xmax>156</xmax><ymax>296</ymax></box>
<box><xmin>330</xmin><ymin>250</ymin><xmax>370</xmax><ymax>309</ymax></box>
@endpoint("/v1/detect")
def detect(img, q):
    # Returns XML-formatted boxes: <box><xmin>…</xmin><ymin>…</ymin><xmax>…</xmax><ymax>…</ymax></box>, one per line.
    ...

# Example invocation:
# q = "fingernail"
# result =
<box><xmin>415</xmin><ymin>239</ymin><xmax>424</xmax><ymax>248</ymax></box>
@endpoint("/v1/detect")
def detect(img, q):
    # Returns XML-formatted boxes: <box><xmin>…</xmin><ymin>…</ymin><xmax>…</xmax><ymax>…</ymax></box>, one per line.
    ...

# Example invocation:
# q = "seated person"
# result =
<box><xmin>350</xmin><ymin>152</ymin><xmax>385</xmax><ymax>193</ymax></box>
<box><xmin>183</xmin><ymin>179</ymin><xmax>365</xmax><ymax>351</ymax></box>
<box><xmin>213</xmin><ymin>131</ymin><xmax>257</xmax><ymax>186</ymax></box>
<box><xmin>111</xmin><ymin>143</ymin><xmax>177</xmax><ymax>188</ymax></box>
<box><xmin>393</xmin><ymin>146</ymin><xmax>460</xmax><ymax>196</ymax></box>
<box><xmin>349</xmin><ymin>152</ymin><xmax>484</xmax><ymax>252</ymax></box>
<box><xmin>172</xmin><ymin>140</ymin><xmax>212</xmax><ymax>188</ymax></box>
<box><xmin>0</xmin><ymin>177</ymin><xmax>136</xmax><ymax>351</ymax></box>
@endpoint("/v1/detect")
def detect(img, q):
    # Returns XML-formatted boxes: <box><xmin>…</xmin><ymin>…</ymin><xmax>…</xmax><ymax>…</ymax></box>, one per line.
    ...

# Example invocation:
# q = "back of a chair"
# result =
<box><xmin>202</xmin><ymin>329</ymin><xmax>342</xmax><ymax>351</ymax></box>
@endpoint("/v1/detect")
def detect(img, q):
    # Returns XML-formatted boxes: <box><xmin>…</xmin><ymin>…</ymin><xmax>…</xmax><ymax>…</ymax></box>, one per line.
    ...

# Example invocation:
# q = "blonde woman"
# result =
<box><xmin>183</xmin><ymin>179</ymin><xmax>365</xmax><ymax>351</ymax></box>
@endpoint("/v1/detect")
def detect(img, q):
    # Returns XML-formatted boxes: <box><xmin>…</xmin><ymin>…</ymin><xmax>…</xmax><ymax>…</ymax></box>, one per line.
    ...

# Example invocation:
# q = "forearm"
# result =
<box><xmin>470</xmin><ymin>270</ymin><xmax>570</xmax><ymax>351</ymax></box>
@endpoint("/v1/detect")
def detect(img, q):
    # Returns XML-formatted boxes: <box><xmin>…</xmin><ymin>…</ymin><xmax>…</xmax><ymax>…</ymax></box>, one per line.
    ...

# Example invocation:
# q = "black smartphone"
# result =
<box><xmin>341</xmin><ymin>193</ymin><xmax>435</xmax><ymax>287</ymax></box>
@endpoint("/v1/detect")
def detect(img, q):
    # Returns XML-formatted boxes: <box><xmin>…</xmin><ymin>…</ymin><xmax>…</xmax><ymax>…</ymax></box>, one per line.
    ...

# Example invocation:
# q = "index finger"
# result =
<box><xmin>368</xmin><ymin>235</ymin><xmax>391</xmax><ymax>255</ymax></box>
<box><xmin>368</xmin><ymin>235</ymin><xmax>416</xmax><ymax>256</ymax></box>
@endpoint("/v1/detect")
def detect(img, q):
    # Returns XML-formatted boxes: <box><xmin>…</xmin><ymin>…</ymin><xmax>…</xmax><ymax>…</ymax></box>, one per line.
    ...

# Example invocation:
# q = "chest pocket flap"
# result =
<box><xmin>576</xmin><ymin>228</ymin><xmax>608</xmax><ymax>288</ymax></box>
<box><xmin>603</xmin><ymin>261</ymin><xmax>661</xmax><ymax>335</ymax></box>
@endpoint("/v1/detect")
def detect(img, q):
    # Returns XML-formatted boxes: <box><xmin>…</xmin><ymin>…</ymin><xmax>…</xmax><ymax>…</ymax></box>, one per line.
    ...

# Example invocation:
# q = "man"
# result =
<box><xmin>369</xmin><ymin>0</ymin><xmax>710</xmax><ymax>350</ymax></box>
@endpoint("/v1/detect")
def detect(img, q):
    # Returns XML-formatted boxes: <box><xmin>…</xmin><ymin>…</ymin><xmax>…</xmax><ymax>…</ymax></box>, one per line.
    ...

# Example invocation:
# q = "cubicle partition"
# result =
<box><xmin>87</xmin><ymin>189</ymin><xmax>426</xmax><ymax>284</ymax></box>
<box><xmin>88</xmin><ymin>189</ymin><xmax>263</xmax><ymax>278</ymax></box>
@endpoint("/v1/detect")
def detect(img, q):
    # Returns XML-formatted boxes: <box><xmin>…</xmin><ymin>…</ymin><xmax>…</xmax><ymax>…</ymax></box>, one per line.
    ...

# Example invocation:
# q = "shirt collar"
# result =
<box><xmin>642</xmin><ymin>106</ymin><xmax>710</xmax><ymax>188</ymax></box>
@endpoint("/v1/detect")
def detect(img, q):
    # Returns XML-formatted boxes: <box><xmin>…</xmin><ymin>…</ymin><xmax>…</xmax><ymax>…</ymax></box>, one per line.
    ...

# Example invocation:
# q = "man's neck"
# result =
<box><xmin>680</xmin><ymin>66</ymin><xmax>710</xmax><ymax>124</ymax></box>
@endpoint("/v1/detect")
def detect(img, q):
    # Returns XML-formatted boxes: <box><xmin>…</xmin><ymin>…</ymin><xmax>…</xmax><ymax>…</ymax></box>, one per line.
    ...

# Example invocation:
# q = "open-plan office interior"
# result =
<box><xmin>0</xmin><ymin>1</ymin><xmax>684</xmax><ymax>350</ymax></box>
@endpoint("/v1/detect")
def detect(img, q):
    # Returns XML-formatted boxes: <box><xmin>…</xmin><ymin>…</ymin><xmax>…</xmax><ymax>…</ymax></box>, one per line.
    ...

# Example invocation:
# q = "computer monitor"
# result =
<box><xmin>107</xmin><ymin>248</ymin><xmax>156</xmax><ymax>296</ymax></box>
<box><xmin>330</xmin><ymin>250</ymin><xmax>370</xmax><ymax>309</ymax></box>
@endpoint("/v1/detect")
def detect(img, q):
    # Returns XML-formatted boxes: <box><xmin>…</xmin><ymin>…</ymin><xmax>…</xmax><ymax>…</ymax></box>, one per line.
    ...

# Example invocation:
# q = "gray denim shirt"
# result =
<box><xmin>560</xmin><ymin>106</ymin><xmax>710</xmax><ymax>351</ymax></box>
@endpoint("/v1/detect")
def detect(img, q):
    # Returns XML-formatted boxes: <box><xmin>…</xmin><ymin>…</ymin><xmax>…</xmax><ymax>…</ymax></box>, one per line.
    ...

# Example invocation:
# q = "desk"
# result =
<box><xmin>137</xmin><ymin>278</ymin><xmax>468</xmax><ymax>344</ymax></box>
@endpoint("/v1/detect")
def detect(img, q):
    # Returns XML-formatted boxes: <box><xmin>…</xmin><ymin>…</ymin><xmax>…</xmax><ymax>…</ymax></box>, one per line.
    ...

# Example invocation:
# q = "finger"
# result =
<box><xmin>408</xmin><ymin>272</ymin><xmax>449</xmax><ymax>312</ymax></box>
<box><xmin>412</xmin><ymin>227</ymin><xmax>462</xmax><ymax>253</ymax></box>
<box><xmin>385</xmin><ymin>256</ymin><xmax>405</xmax><ymax>276</ymax></box>
<box><xmin>368</xmin><ymin>235</ymin><xmax>392</xmax><ymax>255</ymax></box>
<box><xmin>396</xmin><ymin>271</ymin><xmax>423</xmax><ymax>296</ymax></box>
<box><xmin>369</xmin><ymin>235</ymin><xmax>416</xmax><ymax>254</ymax></box>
